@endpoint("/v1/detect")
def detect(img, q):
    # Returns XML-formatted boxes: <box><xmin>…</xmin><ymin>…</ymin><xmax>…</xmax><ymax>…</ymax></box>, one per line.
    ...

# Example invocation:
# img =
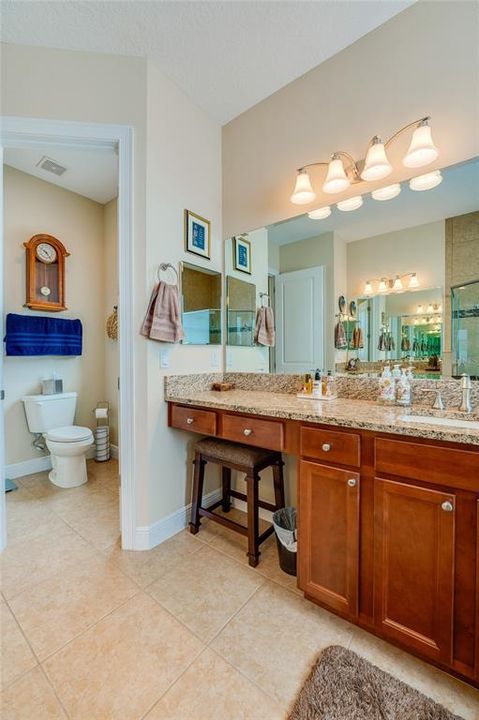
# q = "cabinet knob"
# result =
<box><xmin>243</xmin><ymin>428</ymin><xmax>253</xmax><ymax>436</ymax></box>
<box><xmin>441</xmin><ymin>501</ymin><xmax>454</xmax><ymax>512</ymax></box>
<box><xmin>186</xmin><ymin>418</ymin><xmax>194</xmax><ymax>425</ymax></box>
<box><xmin>322</xmin><ymin>443</ymin><xmax>331</xmax><ymax>452</ymax></box>
<box><xmin>347</xmin><ymin>478</ymin><xmax>357</xmax><ymax>487</ymax></box>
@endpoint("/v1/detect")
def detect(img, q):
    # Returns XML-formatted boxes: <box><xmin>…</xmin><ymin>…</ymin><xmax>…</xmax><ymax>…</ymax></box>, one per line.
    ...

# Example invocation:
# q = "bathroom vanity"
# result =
<box><xmin>166</xmin><ymin>380</ymin><xmax>479</xmax><ymax>688</ymax></box>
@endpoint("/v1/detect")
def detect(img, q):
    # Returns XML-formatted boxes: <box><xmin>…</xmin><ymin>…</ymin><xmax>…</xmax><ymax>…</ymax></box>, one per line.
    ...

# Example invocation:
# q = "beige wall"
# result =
<box><xmin>4</xmin><ymin>167</ymin><xmax>106</xmax><ymax>465</ymax></box>
<box><xmin>103</xmin><ymin>198</ymin><xmax>119</xmax><ymax>446</ymax></box>
<box><xmin>222</xmin><ymin>1</ymin><xmax>479</xmax><ymax>238</ymax></box>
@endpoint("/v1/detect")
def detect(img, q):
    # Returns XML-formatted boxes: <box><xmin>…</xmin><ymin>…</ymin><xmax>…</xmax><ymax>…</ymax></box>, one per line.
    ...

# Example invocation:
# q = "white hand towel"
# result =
<box><xmin>254</xmin><ymin>306</ymin><xmax>276</xmax><ymax>347</ymax></box>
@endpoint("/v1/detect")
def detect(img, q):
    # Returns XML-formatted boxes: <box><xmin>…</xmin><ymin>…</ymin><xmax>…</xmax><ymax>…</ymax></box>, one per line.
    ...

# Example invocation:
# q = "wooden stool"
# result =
<box><xmin>189</xmin><ymin>437</ymin><xmax>285</xmax><ymax>567</ymax></box>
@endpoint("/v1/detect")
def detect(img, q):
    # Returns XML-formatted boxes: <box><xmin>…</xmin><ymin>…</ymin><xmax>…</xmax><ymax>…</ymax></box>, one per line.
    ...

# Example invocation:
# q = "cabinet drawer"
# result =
<box><xmin>375</xmin><ymin>438</ymin><xmax>479</xmax><ymax>491</ymax></box>
<box><xmin>301</xmin><ymin>426</ymin><xmax>360</xmax><ymax>467</ymax></box>
<box><xmin>170</xmin><ymin>405</ymin><xmax>217</xmax><ymax>435</ymax></box>
<box><xmin>221</xmin><ymin>413</ymin><xmax>284</xmax><ymax>451</ymax></box>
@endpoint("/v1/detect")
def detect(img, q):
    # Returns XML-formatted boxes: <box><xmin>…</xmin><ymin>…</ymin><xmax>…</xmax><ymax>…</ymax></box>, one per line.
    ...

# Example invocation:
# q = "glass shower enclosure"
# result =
<box><xmin>451</xmin><ymin>280</ymin><xmax>479</xmax><ymax>379</ymax></box>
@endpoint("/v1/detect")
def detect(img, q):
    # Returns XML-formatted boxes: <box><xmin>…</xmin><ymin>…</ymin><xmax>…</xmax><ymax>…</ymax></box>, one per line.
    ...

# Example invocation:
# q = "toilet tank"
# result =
<box><xmin>22</xmin><ymin>392</ymin><xmax>78</xmax><ymax>433</ymax></box>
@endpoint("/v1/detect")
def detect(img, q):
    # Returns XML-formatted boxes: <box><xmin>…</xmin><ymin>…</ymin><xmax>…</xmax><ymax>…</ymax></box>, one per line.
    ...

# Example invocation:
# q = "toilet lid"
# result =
<box><xmin>46</xmin><ymin>426</ymin><xmax>93</xmax><ymax>443</ymax></box>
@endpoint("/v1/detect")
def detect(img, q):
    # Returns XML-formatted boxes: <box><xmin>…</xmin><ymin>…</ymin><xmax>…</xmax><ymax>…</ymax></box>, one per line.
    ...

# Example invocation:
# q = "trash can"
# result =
<box><xmin>273</xmin><ymin>507</ymin><xmax>297</xmax><ymax>576</ymax></box>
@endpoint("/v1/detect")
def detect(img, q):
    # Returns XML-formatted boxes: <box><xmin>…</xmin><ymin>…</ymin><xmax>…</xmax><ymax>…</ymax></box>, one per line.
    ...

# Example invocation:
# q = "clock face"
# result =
<box><xmin>36</xmin><ymin>242</ymin><xmax>57</xmax><ymax>264</ymax></box>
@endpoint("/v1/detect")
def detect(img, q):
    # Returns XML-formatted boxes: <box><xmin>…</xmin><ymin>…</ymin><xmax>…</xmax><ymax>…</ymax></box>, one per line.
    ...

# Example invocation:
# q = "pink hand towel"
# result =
<box><xmin>141</xmin><ymin>281</ymin><xmax>184</xmax><ymax>343</ymax></box>
<box><xmin>254</xmin><ymin>306</ymin><xmax>275</xmax><ymax>347</ymax></box>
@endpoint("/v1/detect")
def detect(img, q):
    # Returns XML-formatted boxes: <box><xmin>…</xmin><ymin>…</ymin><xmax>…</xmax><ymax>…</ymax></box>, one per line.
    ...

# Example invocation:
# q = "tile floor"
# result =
<box><xmin>2</xmin><ymin>459</ymin><xmax>479</xmax><ymax>719</ymax></box>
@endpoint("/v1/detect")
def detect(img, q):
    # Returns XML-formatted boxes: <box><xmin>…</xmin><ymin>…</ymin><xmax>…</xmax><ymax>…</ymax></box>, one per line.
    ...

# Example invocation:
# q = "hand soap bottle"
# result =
<box><xmin>379</xmin><ymin>364</ymin><xmax>395</xmax><ymax>405</ymax></box>
<box><xmin>313</xmin><ymin>369</ymin><xmax>322</xmax><ymax>398</ymax></box>
<box><xmin>396</xmin><ymin>369</ymin><xmax>411</xmax><ymax>406</ymax></box>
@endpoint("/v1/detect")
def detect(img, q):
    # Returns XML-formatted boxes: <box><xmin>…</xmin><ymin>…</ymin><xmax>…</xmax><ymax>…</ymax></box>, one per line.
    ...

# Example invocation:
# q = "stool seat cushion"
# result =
<box><xmin>195</xmin><ymin>437</ymin><xmax>280</xmax><ymax>469</ymax></box>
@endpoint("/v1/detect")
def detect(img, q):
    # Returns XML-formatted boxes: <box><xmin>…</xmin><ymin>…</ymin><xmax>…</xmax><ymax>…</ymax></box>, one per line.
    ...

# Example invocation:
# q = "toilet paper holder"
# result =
<box><xmin>93</xmin><ymin>401</ymin><xmax>109</xmax><ymax>427</ymax></box>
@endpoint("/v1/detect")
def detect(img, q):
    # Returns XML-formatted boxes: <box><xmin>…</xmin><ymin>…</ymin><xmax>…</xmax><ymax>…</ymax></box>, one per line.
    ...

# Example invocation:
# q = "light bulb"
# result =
<box><xmin>361</xmin><ymin>136</ymin><xmax>392</xmax><ymax>182</ymax></box>
<box><xmin>378</xmin><ymin>278</ymin><xmax>388</xmax><ymax>293</ymax></box>
<box><xmin>308</xmin><ymin>206</ymin><xmax>331</xmax><ymax>220</ymax></box>
<box><xmin>409</xmin><ymin>170</ymin><xmax>442</xmax><ymax>192</ymax></box>
<box><xmin>371</xmin><ymin>183</ymin><xmax>401</xmax><ymax>201</ymax></box>
<box><xmin>403</xmin><ymin>119</ymin><xmax>439</xmax><ymax>168</ymax></box>
<box><xmin>323</xmin><ymin>154</ymin><xmax>350</xmax><ymax>194</ymax></box>
<box><xmin>337</xmin><ymin>195</ymin><xmax>363</xmax><ymax>212</ymax></box>
<box><xmin>417</xmin><ymin>304</ymin><xmax>423</xmax><ymax>314</ymax></box>
<box><xmin>408</xmin><ymin>273</ymin><xmax>420</xmax><ymax>289</ymax></box>
<box><xmin>364</xmin><ymin>280</ymin><xmax>373</xmax><ymax>296</ymax></box>
<box><xmin>393</xmin><ymin>275</ymin><xmax>403</xmax><ymax>292</ymax></box>
<box><xmin>427</xmin><ymin>303</ymin><xmax>434</xmax><ymax>314</ymax></box>
<box><xmin>290</xmin><ymin>170</ymin><xmax>316</xmax><ymax>205</ymax></box>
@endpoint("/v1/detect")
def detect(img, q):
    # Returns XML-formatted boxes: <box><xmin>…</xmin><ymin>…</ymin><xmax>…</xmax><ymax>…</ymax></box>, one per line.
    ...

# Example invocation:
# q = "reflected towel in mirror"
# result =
<box><xmin>254</xmin><ymin>306</ymin><xmax>275</xmax><ymax>347</ymax></box>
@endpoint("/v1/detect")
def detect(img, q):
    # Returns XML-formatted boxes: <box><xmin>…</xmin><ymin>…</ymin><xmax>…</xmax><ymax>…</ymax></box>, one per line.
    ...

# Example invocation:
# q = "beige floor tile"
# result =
<box><xmin>104</xmin><ymin>529</ymin><xmax>204</xmax><ymax>588</ymax></box>
<box><xmin>211</xmin><ymin>580</ymin><xmax>355</xmax><ymax>706</ymax></box>
<box><xmin>145</xmin><ymin>648</ymin><xmax>285</xmax><ymax>720</ymax></box>
<box><xmin>149</xmin><ymin>543</ymin><xmax>264</xmax><ymax>642</ymax></box>
<box><xmin>43</xmin><ymin>592</ymin><xmax>203</xmax><ymax>720</ymax></box>
<box><xmin>6</xmin><ymin>489</ymin><xmax>70</xmax><ymax>544</ymax></box>
<box><xmin>1</xmin><ymin>601</ymin><xmax>37</xmax><ymax>687</ymax></box>
<box><xmin>56</xmin><ymin>494</ymin><xmax>120</xmax><ymax>549</ymax></box>
<box><xmin>1</xmin><ymin>666</ymin><xmax>67</xmax><ymax>719</ymax></box>
<box><xmin>348</xmin><ymin>627</ymin><xmax>479</xmax><ymax>720</ymax></box>
<box><xmin>9</xmin><ymin>554</ymin><xmax>139</xmax><ymax>661</ymax></box>
<box><xmin>1</xmin><ymin>525</ymin><xmax>96</xmax><ymax>600</ymax></box>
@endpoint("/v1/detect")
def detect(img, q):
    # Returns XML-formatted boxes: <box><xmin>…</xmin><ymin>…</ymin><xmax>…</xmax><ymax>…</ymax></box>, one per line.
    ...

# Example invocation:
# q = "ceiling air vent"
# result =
<box><xmin>36</xmin><ymin>156</ymin><xmax>67</xmax><ymax>176</ymax></box>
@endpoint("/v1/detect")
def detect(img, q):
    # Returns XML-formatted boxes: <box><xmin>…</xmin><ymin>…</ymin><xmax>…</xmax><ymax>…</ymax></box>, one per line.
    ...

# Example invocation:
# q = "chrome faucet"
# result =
<box><xmin>422</xmin><ymin>388</ymin><xmax>445</xmax><ymax>410</ymax></box>
<box><xmin>459</xmin><ymin>373</ymin><xmax>473</xmax><ymax>413</ymax></box>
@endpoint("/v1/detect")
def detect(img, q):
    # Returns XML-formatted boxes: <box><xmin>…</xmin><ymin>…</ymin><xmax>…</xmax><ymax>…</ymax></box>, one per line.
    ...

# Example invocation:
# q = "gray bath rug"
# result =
<box><xmin>288</xmin><ymin>645</ymin><xmax>465</xmax><ymax>720</ymax></box>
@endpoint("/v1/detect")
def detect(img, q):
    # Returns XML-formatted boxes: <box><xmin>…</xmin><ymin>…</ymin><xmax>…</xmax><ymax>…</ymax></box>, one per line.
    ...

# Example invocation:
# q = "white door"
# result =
<box><xmin>275</xmin><ymin>266</ymin><xmax>325</xmax><ymax>374</ymax></box>
<box><xmin>0</xmin><ymin>151</ymin><xmax>5</xmax><ymax>550</ymax></box>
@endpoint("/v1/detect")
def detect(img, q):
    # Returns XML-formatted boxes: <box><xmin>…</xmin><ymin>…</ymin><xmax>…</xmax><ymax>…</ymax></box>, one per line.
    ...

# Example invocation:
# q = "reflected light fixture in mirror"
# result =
<box><xmin>361</xmin><ymin>137</ymin><xmax>392</xmax><ymax>181</ymax></box>
<box><xmin>337</xmin><ymin>195</ymin><xmax>363</xmax><ymax>212</ymax></box>
<box><xmin>308</xmin><ymin>206</ymin><xmax>331</xmax><ymax>220</ymax></box>
<box><xmin>371</xmin><ymin>183</ymin><xmax>401</xmax><ymax>201</ymax></box>
<box><xmin>323</xmin><ymin>154</ymin><xmax>350</xmax><ymax>194</ymax></box>
<box><xmin>409</xmin><ymin>170</ymin><xmax>442</xmax><ymax>191</ymax></box>
<box><xmin>364</xmin><ymin>281</ymin><xmax>374</xmax><ymax>296</ymax></box>
<box><xmin>289</xmin><ymin>169</ymin><xmax>316</xmax><ymax>204</ymax></box>
<box><xmin>409</xmin><ymin>272</ymin><xmax>420</xmax><ymax>289</ymax></box>
<box><xmin>378</xmin><ymin>278</ymin><xmax>389</xmax><ymax>293</ymax></box>
<box><xmin>403</xmin><ymin>119</ymin><xmax>439</xmax><ymax>168</ymax></box>
<box><xmin>393</xmin><ymin>275</ymin><xmax>403</xmax><ymax>292</ymax></box>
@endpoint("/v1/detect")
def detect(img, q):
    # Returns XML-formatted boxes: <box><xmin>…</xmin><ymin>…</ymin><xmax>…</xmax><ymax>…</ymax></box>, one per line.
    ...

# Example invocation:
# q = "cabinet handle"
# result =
<box><xmin>243</xmin><ymin>428</ymin><xmax>253</xmax><ymax>436</ymax></box>
<box><xmin>441</xmin><ymin>501</ymin><xmax>454</xmax><ymax>512</ymax></box>
<box><xmin>322</xmin><ymin>443</ymin><xmax>331</xmax><ymax>452</ymax></box>
<box><xmin>347</xmin><ymin>478</ymin><xmax>357</xmax><ymax>487</ymax></box>
<box><xmin>186</xmin><ymin>418</ymin><xmax>194</xmax><ymax>425</ymax></box>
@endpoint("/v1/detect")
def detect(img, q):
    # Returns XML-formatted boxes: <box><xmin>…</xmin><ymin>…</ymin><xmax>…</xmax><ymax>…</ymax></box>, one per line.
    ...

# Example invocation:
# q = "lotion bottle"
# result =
<box><xmin>379</xmin><ymin>365</ymin><xmax>395</xmax><ymax>404</ymax></box>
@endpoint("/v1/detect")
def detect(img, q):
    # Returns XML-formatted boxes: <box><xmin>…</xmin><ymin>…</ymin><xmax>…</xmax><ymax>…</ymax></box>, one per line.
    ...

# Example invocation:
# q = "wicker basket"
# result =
<box><xmin>106</xmin><ymin>306</ymin><xmax>118</xmax><ymax>340</ymax></box>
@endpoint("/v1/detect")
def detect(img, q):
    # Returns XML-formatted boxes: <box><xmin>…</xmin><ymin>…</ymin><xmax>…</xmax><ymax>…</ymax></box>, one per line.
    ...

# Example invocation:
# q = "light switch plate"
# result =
<box><xmin>160</xmin><ymin>348</ymin><xmax>169</xmax><ymax>369</ymax></box>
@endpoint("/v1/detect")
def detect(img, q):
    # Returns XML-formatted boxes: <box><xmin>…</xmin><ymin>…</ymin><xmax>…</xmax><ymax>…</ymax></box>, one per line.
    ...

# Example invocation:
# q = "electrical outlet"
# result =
<box><xmin>160</xmin><ymin>348</ymin><xmax>169</xmax><ymax>369</ymax></box>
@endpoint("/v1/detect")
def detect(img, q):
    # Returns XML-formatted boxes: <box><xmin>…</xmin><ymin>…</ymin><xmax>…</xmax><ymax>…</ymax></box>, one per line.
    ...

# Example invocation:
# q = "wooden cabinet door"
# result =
<box><xmin>298</xmin><ymin>460</ymin><xmax>359</xmax><ymax>618</ymax></box>
<box><xmin>374</xmin><ymin>478</ymin><xmax>455</xmax><ymax>664</ymax></box>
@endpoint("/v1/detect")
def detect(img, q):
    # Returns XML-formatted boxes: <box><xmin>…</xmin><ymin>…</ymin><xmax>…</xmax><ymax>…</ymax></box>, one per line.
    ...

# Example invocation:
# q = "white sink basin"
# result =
<box><xmin>401</xmin><ymin>415</ymin><xmax>479</xmax><ymax>430</ymax></box>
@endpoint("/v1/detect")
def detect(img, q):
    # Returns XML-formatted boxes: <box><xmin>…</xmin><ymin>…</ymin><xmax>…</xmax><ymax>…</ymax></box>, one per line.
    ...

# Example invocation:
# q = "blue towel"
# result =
<box><xmin>5</xmin><ymin>314</ymin><xmax>83</xmax><ymax>356</ymax></box>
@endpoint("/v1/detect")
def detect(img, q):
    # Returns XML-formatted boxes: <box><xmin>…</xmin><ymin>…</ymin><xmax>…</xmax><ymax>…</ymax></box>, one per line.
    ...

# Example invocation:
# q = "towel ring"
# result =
<box><xmin>259</xmin><ymin>292</ymin><xmax>269</xmax><ymax>307</ymax></box>
<box><xmin>157</xmin><ymin>263</ymin><xmax>179</xmax><ymax>285</ymax></box>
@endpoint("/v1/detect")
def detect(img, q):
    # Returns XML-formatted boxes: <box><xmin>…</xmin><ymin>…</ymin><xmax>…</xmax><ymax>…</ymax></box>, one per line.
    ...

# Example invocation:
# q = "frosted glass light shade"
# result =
<box><xmin>337</xmin><ymin>195</ymin><xmax>363</xmax><ymax>212</ymax></box>
<box><xmin>290</xmin><ymin>170</ymin><xmax>316</xmax><ymax>205</ymax></box>
<box><xmin>371</xmin><ymin>183</ymin><xmax>401</xmax><ymax>201</ymax></box>
<box><xmin>378</xmin><ymin>278</ymin><xmax>388</xmax><ymax>293</ymax></box>
<box><xmin>403</xmin><ymin>121</ymin><xmax>439</xmax><ymax>168</ymax></box>
<box><xmin>409</xmin><ymin>170</ymin><xmax>442</xmax><ymax>191</ymax></box>
<box><xmin>364</xmin><ymin>281</ymin><xmax>373</xmax><ymax>296</ymax></box>
<box><xmin>361</xmin><ymin>137</ymin><xmax>392</xmax><ymax>181</ymax></box>
<box><xmin>323</xmin><ymin>155</ymin><xmax>350</xmax><ymax>194</ymax></box>
<box><xmin>308</xmin><ymin>206</ymin><xmax>331</xmax><ymax>220</ymax></box>
<box><xmin>393</xmin><ymin>275</ymin><xmax>403</xmax><ymax>292</ymax></box>
<box><xmin>408</xmin><ymin>273</ymin><xmax>420</xmax><ymax>289</ymax></box>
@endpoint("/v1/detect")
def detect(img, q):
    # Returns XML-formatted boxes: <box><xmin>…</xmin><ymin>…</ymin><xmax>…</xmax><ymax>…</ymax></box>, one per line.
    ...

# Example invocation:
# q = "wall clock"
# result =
<box><xmin>24</xmin><ymin>234</ymin><xmax>70</xmax><ymax>311</ymax></box>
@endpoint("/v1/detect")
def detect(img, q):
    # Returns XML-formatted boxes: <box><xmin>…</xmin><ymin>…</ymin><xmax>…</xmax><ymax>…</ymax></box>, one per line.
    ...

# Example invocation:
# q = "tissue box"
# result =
<box><xmin>42</xmin><ymin>379</ymin><xmax>63</xmax><ymax>395</ymax></box>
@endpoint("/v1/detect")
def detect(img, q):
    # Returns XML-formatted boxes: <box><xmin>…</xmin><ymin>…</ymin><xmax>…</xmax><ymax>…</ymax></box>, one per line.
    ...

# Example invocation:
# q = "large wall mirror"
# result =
<box><xmin>223</xmin><ymin>157</ymin><xmax>479</xmax><ymax>378</ymax></box>
<box><xmin>181</xmin><ymin>262</ymin><xmax>222</xmax><ymax>345</ymax></box>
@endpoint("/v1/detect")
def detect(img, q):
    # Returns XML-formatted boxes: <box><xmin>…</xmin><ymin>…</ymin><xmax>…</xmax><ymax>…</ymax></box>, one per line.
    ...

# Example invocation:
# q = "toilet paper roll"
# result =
<box><xmin>95</xmin><ymin>408</ymin><xmax>108</xmax><ymax>419</ymax></box>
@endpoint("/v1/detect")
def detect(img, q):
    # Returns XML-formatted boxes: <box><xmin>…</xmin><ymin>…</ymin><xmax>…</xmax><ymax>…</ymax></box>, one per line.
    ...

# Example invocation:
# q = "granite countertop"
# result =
<box><xmin>165</xmin><ymin>389</ymin><xmax>479</xmax><ymax>447</ymax></box>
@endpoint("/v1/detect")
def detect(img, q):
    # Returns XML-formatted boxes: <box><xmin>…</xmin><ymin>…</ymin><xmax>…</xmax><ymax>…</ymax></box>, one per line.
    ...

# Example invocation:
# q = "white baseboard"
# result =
<box><xmin>5</xmin><ymin>455</ymin><xmax>52</xmax><ymax>479</ymax></box>
<box><xmin>110</xmin><ymin>444</ymin><xmax>119</xmax><ymax>459</ymax></box>
<box><xmin>231</xmin><ymin>496</ymin><xmax>274</xmax><ymax>523</ymax></box>
<box><xmin>133</xmin><ymin>487</ymin><xmax>223</xmax><ymax>551</ymax></box>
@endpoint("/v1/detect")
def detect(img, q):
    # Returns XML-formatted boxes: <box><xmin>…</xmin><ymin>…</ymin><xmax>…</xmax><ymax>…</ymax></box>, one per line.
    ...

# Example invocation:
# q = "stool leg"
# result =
<box><xmin>222</xmin><ymin>467</ymin><xmax>231</xmax><ymax>513</ymax></box>
<box><xmin>273</xmin><ymin>459</ymin><xmax>286</xmax><ymax>510</ymax></box>
<box><xmin>189</xmin><ymin>452</ymin><xmax>205</xmax><ymax>535</ymax></box>
<box><xmin>246</xmin><ymin>473</ymin><xmax>260</xmax><ymax>567</ymax></box>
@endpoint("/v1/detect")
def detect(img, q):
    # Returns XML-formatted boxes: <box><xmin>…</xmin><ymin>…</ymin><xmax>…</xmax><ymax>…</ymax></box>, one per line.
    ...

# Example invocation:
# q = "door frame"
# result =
<box><xmin>0</xmin><ymin>116</ymin><xmax>136</xmax><ymax>550</ymax></box>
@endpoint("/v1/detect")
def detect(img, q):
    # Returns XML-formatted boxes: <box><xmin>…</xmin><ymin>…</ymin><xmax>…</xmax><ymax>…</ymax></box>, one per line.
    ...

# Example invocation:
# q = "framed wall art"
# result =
<box><xmin>184</xmin><ymin>209</ymin><xmax>211</xmax><ymax>260</ymax></box>
<box><xmin>233</xmin><ymin>235</ymin><xmax>251</xmax><ymax>274</ymax></box>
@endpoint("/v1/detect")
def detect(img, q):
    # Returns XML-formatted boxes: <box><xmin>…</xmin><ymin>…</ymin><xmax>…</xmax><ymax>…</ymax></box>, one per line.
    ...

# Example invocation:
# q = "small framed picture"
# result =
<box><xmin>184</xmin><ymin>210</ymin><xmax>211</xmax><ymax>260</ymax></box>
<box><xmin>233</xmin><ymin>235</ymin><xmax>252</xmax><ymax>274</ymax></box>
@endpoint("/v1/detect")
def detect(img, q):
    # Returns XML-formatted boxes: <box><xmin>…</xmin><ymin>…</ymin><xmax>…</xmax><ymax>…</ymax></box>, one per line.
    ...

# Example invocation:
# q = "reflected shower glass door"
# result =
<box><xmin>452</xmin><ymin>280</ymin><xmax>479</xmax><ymax>379</ymax></box>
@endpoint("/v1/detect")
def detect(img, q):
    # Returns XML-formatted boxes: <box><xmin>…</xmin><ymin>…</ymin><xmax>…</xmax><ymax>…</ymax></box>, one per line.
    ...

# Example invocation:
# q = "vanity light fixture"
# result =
<box><xmin>408</xmin><ymin>273</ymin><xmax>420</xmax><ymax>289</ymax></box>
<box><xmin>371</xmin><ymin>183</ymin><xmax>401</xmax><ymax>201</ymax></box>
<box><xmin>337</xmin><ymin>195</ymin><xmax>363</xmax><ymax>212</ymax></box>
<box><xmin>308</xmin><ymin>206</ymin><xmax>331</xmax><ymax>220</ymax></box>
<box><xmin>409</xmin><ymin>170</ymin><xmax>442</xmax><ymax>192</ymax></box>
<box><xmin>378</xmin><ymin>278</ymin><xmax>389</xmax><ymax>293</ymax></box>
<box><xmin>363</xmin><ymin>272</ymin><xmax>420</xmax><ymax>297</ymax></box>
<box><xmin>417</xmin><ymin>304</ymin><xmax>424</xmax><ymax>314</ymax></box>
<box><xmin>290</xmin><ymin>116</ymin><xmax>438</xmax><ymax>205</ymax></box>
<box><xmin>364</xmin><ymin>281</ymin><xmax>374</xmax><ymax>296</ymax></box>
<box><xmin>393</xmin><ymin>275</ymin><xmax>404</xmax><ymax>292</ymax></box>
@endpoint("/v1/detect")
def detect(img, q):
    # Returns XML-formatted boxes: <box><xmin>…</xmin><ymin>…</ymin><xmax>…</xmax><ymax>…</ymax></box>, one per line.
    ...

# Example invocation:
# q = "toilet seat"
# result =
<box><xmin>46</xmin><ymin>426</ymin><xmax>93</xmax><ymax>443</ymax></box>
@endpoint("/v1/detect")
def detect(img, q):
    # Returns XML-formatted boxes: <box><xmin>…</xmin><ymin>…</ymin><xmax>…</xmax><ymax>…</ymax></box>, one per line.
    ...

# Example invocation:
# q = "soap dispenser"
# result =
<box><xmin>396</xmin><ymin>369</ymin><xmax>411</xmax><ymax>406</ymax></box>
<box><xmin>379</xmin><ymin>364</ymin><xmax>395</xmax><ymax>405</ymax></box>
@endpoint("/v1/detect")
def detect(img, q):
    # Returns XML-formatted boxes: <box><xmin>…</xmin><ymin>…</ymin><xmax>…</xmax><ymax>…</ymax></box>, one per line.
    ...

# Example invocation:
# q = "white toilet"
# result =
<box><xmin>22</xmin><ymin>392</ymin><xmax>94</xmax><ymax>488</ymax></box>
